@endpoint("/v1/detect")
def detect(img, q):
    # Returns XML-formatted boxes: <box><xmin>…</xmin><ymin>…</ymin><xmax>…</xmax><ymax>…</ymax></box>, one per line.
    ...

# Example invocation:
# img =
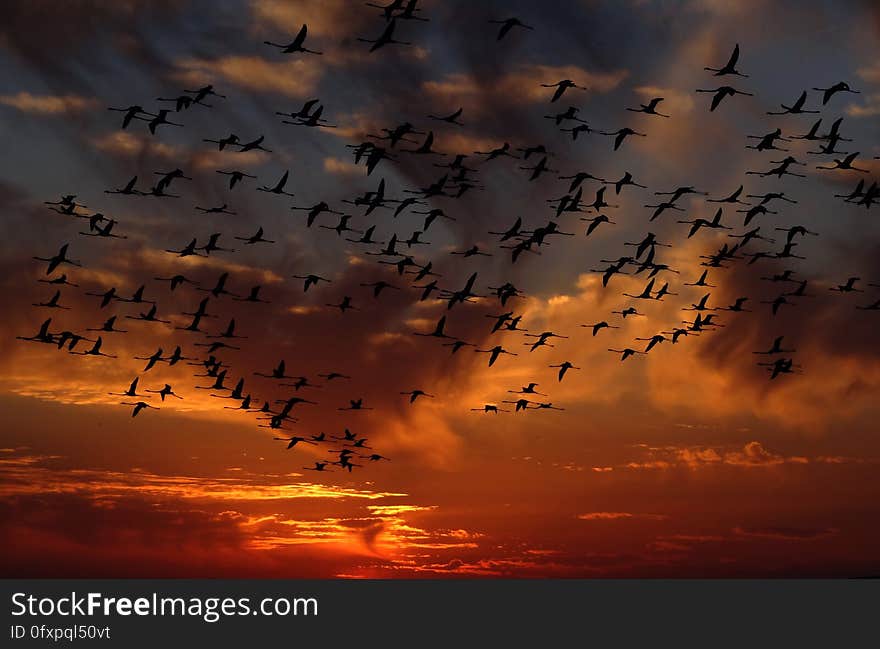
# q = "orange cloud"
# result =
<box><xmin>0</xmin><ymin>92</ymin><xmax>97</xmax><ymax>114</ymax></box>
<box><xmin>173</xmin><ymin>56</ymin><xmax>323</xmax><ymax>98</ymax></box>
<box><xmin>578</xmin><ymin>512</ymin><xmax>667</xmax><ymax>520</ymax></box>
<box><xmin>423</xmin><ymin>64</ymin><xmax>628</xmax><ymax>115</ymax></box>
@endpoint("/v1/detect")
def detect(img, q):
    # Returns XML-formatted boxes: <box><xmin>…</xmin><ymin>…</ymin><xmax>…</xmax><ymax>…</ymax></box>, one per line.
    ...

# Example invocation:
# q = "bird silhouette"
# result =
<box><xmin>608</xmin><ymin>348</ymin><xmax>645</xmax><ymax>361</ymax></box>
<box><xmin>401</xmin><ymin>390</ymin><xmax>433</xmax><ymax>403</ymax></box>
<box><xmin>264</xmin><ymin>24</ymin><xmax>322</xmax><ymax>55</ymax></box>
<box><xmin>489</xmin><ymin>17</ymin><xmax>533</xmax><ymax>40</ymax></box>
<box><xmin>829</xmin><ymin>277</ymin><xmax>862</xmax><ymax>293</ymax></box>
<box><xmin>121</xmin><ymin>401</ymin><xmax>159</xmax><ymax>417</ymax></box>
<box><xmin>541</xmin><ymin>79</ymin><xmax>587</xmax><ymax>103</ymax></box>
<box><xmin>475</xmin><ymin>346</ymin><xmax>518</xmax><ymax>367</ymax></box>
<box><xmin>704</xmin><ymin>44</ymin><xmax>747</xmax><ymax>77</ymax></box>
<box><xmin>33</xmin><ymin>244</ymin><xmax>82</xmax><ymax>275</ymax></box>
<box><xmin>767</xmin><ymin>90</ymin><xmax>818</xmax><ymax>115</ymax></box>
<box><xmin>427</xmin><ymin>107</ymin><xmax>463</xmax><ymax>125</ymax></box>
<box><xmin>358</xmin><ymin>19</ymin><xmax>411</xmax><ymax>52</ymax></box>
<box><xmin>695</xmin><ymin>86</ymin><xmax>754</xmax><ymax>111</ymax></box>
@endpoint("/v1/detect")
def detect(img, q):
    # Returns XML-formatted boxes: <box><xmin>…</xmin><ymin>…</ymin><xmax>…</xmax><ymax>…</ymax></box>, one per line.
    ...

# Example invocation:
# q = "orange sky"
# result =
<box><xmin>1</xmin><ymin>0</ymin><xmax>880</xmax><ymax>577</ymax></box>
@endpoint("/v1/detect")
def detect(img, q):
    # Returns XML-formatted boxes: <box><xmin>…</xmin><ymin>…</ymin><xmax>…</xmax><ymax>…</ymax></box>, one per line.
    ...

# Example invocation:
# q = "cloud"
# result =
<box><xmin>619</xmin><ymin>441</ymin><xmax>860</xmax><ymax>471</ymax></box>
<box><xmin>172</xmin><ymin>56</ymin><xmax>323</xmax><ymax>98</ymax></box>
<box><xmin>0</xmin><ymin>453</ymin><xmax>405</xmax><ymax>502</ymax></box>
<box><xmin>733</xmin><ymin>526</ymin><xmax>838</xmax><ymax>541</ymax></box>
<box><xmin>249</xmin><ymin>0</ymin><xmax>355</xmax><ymax>38</ymax></box>
<box><xmin>0</xmin><ymin>92</ymin><xmax>97</xmax><ymax>114</ymax></box>
<box><xmin>90</xmin><ymin>131</ymin><xmax>271</xmax><ymax>171</ymax></box>
<box><xmin>857</xmin><ymin>62</ymin><xmax>880</xmax><ymax>83</ymax></box>
<box><xmin>846</xmin><ymin>93</ymin><xmax>880</xmax><ymax>117</ymax></box>
<box><xmin>0</xmin><ymin>449</ymin><xmax>488</xmax><ymax>576</ymax></box>
<box><xmin>578</xmin><ymin>512</ymin><xmax>667</xmax><ymax>521</ymax></box>
<box><xmin>423</xmin><ymin>64</ymin><xmax>628</xmax><ymax>115</ymax></box>
<box><xmin>90</xmin><ymin>131</ymin><xmax>180</xmax><ymax>159</ymax></box>
<box><xmin>323</xmin><ymin>157</ymin><xmax>361</xmax><ymax>175</ymax></box>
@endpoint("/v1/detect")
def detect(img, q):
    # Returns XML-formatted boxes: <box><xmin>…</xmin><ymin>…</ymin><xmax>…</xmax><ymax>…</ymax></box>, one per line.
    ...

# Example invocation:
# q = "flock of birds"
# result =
<box><xmin>15</xmin><ymin>2</ymin><xmax>880</xmax><ymax>473</ymax></box>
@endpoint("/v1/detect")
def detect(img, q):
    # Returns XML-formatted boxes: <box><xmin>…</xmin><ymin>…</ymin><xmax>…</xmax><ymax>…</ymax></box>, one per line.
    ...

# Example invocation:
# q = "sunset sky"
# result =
<box><xmin>2</xmin><ymin>0</ymin><xmax>880</xmax><ymax>577</ymax></box>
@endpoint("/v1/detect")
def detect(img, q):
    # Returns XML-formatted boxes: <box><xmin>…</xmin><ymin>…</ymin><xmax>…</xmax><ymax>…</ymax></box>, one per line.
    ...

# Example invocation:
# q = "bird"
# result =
<box><xmin>829</xmin><ymin>277</ymin><xmax>862</xmax><ymax>293</ymax></box>
<box><xmin>33</xmin><ymin>244</ymin><xmax>81</xmax><ymax>275</ymax></box>
<box><xmin>623</xmin><ymin>279</ymin><xmax>658</xmax><ymax>300</ymax></box>
<box><xmin>215</xmin><ymin>170</ymin><xmax>256</xmax><ymax>189</ymax></box>
<box><xmin>184</xmin><ymin>84</ymin><xmax>226</xmax><ymax>104</ymax></box>
<box><xmin>202</xmin><ymin>133</ymin><xmax>240</xmax><ymax>150</ymax></box>
<box><xmin>145</xmin><ymin>384</ymin><xmax>183</xmax><ymax>401</ymax></box>
<box><xmin>489</xmin><ymin>17</ymin><xmax>533</xmax><ymax>40</ymax></box>
<box><xmin>32</xmin><ymin>290</ymin><xmax>69</xmax><ymax>310</ymax></box>
<box><xmin>234</xmin><ymin>227</ymin><xmax>275</xmax><ymax>245</ymax></box>
<box><xmin>339</xmin><ymin>399</ymin><xmax>372</xmax><ymax>411</ymax></box>
<box><xmin>326</xmin><ymin>296</ymin><xmax>357</xmax><ymax>313</ymax></box>
<box><xmin>678</xmin><ymin>207</ymin><xmax>732</xmax><ymax>238</ymax></box>
<box><xmin>427</xmin><ymin>107</ymin><xmax>463</xmax><ymax>125</ymax></box>
<box><xmin>264</xmin><ymin>24</ymin><xmax>322</xmax><ymax>54</ymax></box>
<box><xmin>578</xmin><ymin>214</ymin><xmax>613</xmax><ymax>237</ymax></box>
<box><xmin>761</xmin><ymin>295</ymin><xmax>794</xmax><ymax>316</ymax></box>
<box><xmin>274</xmin><ymin>436</ymin><xmax>318</xmax><ymax>450</ymax></box>
<box><xmin>684</xmin><ymin>270</ymin><xmax>715</xmax><ymax>287</ymax></box>
<box><xmin>608</xmin><ymin>348</ymin><xmax>645</xmax><ymax>361</ymax></box>
<box><xmin>474</xmin><ymin>346</ymin><xmax>518</xmax><ymax>367</ymax></box>
<box><xmin>401</xmin><ymin>390</ymin><xmax>434</xmax><ymax>403</ymax></box>
<box><xmin>753</xmin><ymin>337</ymin><xmax>796</xmax><ymax>356</ymax></box>
<box><xmin>746</xmin><ymin>128</ymin><xmax>791</xmax><ymax>152</ymax></box>
<box><xmin>508</xmin><ymin>383</ymin><xmax>544</xmax><ymax>396</ymax></box>
<box><xmin>360</xmin><ymin>281</ymin><xmax>399</xmax><ymax>298</ymax></box>
<box><xmin>276</xmin><ymin>98</ymin><xmax>320</xmax><ymax>121</ymax></box>
<box><xmin>108</xmin><ymin>105</ymin><xmax>156</xmax><ymax>129</ymax></box>
<box><xmin>814</xmin><ymin>81</ymin><xmax>859</xmax><ymax>105</ymax></box>
<box><xmin>816</xmin><ymin>152</ymin><xmax>869</xmax><ymax>173</ymax></box>
<box><xmin>549</xmin><ymin>362</ymin><xmax>580</xmax><ymax>382</ymax></box>
<box><xmin>704</xmin><ymin>44</ymin><xmax>747</xmax><ymax>77</ymax></box>
<box><xmin>598</xmin><ymin>128</ymin><xmax>646</xmax><ymax>151</ymax></box>
<box><xmin>626</xmin><ymin>97</ymin><xmax>669</xmax><ymax>117</ymax></box>
<box><xmin>708</xmin><ymin>185</ymin><xmax>750</xmax><ymax>205</ymax></box>
<box><xmin>139</xmin><ymin>109</ymin><xmax>182</xmax><ymax>134</ymax></box>
<box><xmin>540</xmin><ymin>79</ymin><xmax>587</xmax><ymax>103</ymax></box>
<box><xmin>358</xmin><ymin>18</ymin><xmax>411</xmax><ymax>52</ymax></box>
<box><xmin>155</xmin><ymin>94</ymin><xmax>201</xmax><ymax>112</ymax></box>
<box><xmin>71</xmin><ymin>337</ymin><xmax>116</xmax><ymax>358</ymax></box>
<box><xmin>125</xmin><ymin>304</ymin><xmax>170</xmax><ymax>324</ymax></box>
<box><xmin>607</xmin><ymin>172</ymin><xmax>647</xmax><ymax>195</ymax></box>
<box><xmin>402</xmin><ymin>131</ymin><xmax>444</xmax><ymax>155</ymax></box>
<box><xmin>414</xmin><ymin>315</ymin><xmax>455</xmax><ymax>339</ymax></box>
<box><xmin>37</xmin><ymin>273</ymin><xmax>79</xmax><ymax>287</ymax></box>
<box><xmin>471</xmin><ymin>404</ymin><xmax>506</xmax><ymax>414</ymax></box>
<box><xmin>635</xmin><ymin>334</ymin><xmax>667</xmax><ymax>353</ymax></box>
<box><xmin>153</xmin><ymin>274</ymin><xmax>198</xmax><ymax>291</ymax></box>
<box><xmin>292</xmin><ymin>274</ymin><xmax>332</xmax><ymax>292</ymax></box>
<box><xmin>767</xmin><ymin>91</ymin><xmax>818</xmax><ymax>115</ymax></box>
<box><xmin>856</xmin><ymin>299</ymin><xmax>880</xmax><ymax>311</ymax></box>
<box><xmin>86</xmin><ymin>316</ymin><xmax>128</xmax><ymax>334</ymax></box>
<box><xmin>121</xmin><ymin>401</ymin><xmax>159</xmax><ymax>417</ymax></box>
<box><xmin>524</xmin><ymin>331</ymin><xmax>568</xmax><ymax>352</ymax></box>
<box><xmin>695</xmin><ymin>86</ymin><xmax>754</xmax><ymax>111</ymax></box>
<box><xmin>361</xmin><ymin>454</ymin><xmax>392</xmax><ymax>462</ymax></box>
<box><xmin>195</xmin><ymin>205</ymin><xmax>237</xmax><ymax>219</ymax></box>
<box><xmin>257</xmin><ymin>170</ymin><xmax>295</xmax><ymax>196</ymax></box>
<box><xmin>236</xmin><ymin>135</ymin><xmax>272</xmax><ymax>153</ymax></box>
<box><xmin>108</xmin><ymin>378</ymin><xmax>146</xmax><ymax>398</ymax></box>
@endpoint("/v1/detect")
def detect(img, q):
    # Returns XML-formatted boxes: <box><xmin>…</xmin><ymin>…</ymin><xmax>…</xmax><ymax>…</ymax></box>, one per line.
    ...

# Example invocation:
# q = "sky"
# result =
<box><xmin>1</xmin><ymin>0</ymin><xmax>879</xmax><ymax>577</ymax></box>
